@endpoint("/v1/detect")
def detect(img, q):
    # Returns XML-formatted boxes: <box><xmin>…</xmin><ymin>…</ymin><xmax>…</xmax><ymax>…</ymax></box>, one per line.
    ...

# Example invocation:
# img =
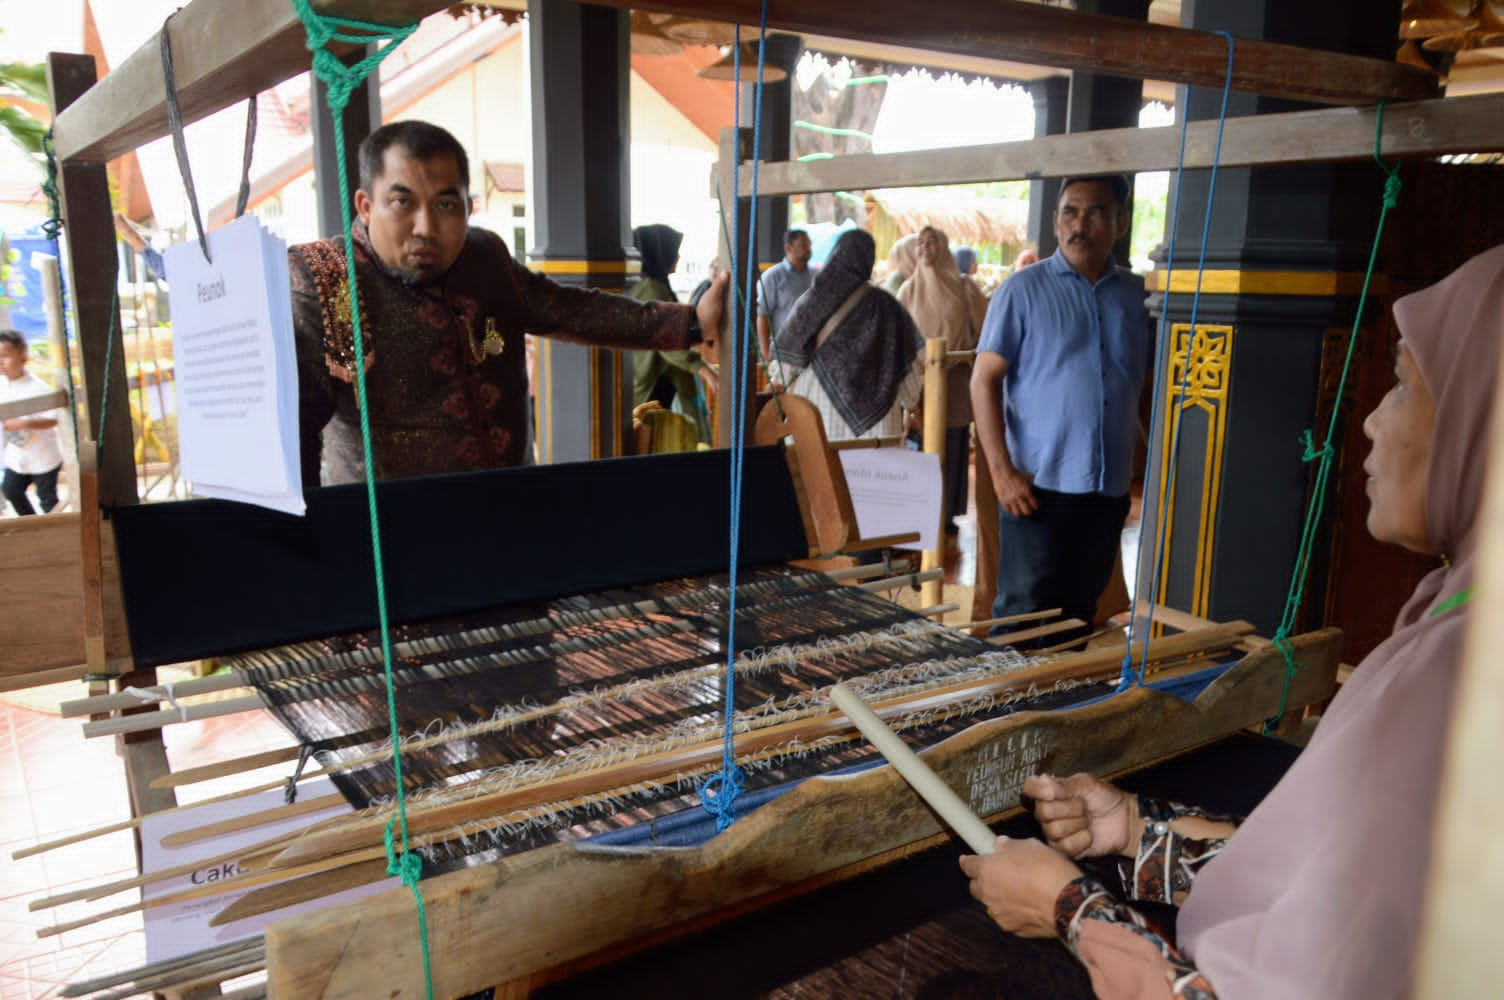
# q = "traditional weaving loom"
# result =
<box><xmin>34</xmin><ymin>442</ymin><xmax>1340</xmax><ymax>999</ymax></box>
<box><xmin>14</xmin><ymin>1</ymin><xmax>1504</xmax><ymax>998</ymax></box>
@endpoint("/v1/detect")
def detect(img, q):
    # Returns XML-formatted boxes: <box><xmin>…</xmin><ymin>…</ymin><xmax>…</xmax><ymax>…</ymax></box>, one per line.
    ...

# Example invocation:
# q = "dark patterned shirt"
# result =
<box><xmin>1053</xmin><ymin>796</ymin><xmax>1240</xmax><ymax>999</ymax></box>
<box><xmin>290</xmin><ymin>223</ymin><xmax>694</xmax><ymax>484</ymax></box>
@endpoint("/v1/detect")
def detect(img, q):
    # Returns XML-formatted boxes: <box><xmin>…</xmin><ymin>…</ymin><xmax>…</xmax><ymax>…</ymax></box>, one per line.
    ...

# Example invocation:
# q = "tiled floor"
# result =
<box><xmin>0</xmin><ymin>684</ymin><xmax>288</xmax><ymax>999</ymax></box>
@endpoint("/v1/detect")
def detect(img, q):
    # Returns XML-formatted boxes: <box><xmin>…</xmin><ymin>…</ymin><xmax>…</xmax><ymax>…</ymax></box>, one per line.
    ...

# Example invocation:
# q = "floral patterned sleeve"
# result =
<box><xmin>1049</xmin><ymin>796</ymin><xmax>1243</xmax><ymax>1000</ymax></box>
<box><xmin>1131</xmin><ymin>796</ymin><xmax>1240</xmax><ymax>906</ymax></box>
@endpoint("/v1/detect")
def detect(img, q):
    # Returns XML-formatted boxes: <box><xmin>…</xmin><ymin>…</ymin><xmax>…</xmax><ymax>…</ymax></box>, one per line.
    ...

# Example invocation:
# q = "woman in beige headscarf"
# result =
<box><xmin>899</xmin><ymin>226</ymin><xmax>990</xmax><ymax>536</ymax></box>
<box><xmin>959</xmin><ymin>242</ymin><xmax>1504</xmax><ymax>998</ymax></box>
<box><xmin>882</xmin><ymin>233</ymin><xmax>920</xmax><ymax>296</ymax></box>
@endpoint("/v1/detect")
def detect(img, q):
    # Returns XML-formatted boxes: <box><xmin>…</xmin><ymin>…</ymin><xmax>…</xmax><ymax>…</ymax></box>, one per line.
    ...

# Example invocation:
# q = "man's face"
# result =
<box><xmin>355</xmin><ymin>146</ymin><xmax>472</xmax><ymax>284</ymax></box>
<box><xmin>786</xmin><ymin>234</ymin><xmax>812</xmax><ymax>271</ymax></box>
<box><xmin>1053</xmin><ymin>180</ymin><xmax>1127</xmax><ymax>279</ymax></box>
<box><xmin>0</xmin><ymin>343</ymin><xmax>26</xmax><ymax>381</ymax></box>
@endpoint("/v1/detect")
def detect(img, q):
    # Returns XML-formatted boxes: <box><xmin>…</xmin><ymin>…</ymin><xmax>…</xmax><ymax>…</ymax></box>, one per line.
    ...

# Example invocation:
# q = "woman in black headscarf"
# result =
<box><xmin>630</xmin><ymin>224</ymin><xmax>712</xmax><ymax>445</ymax></box>
<box><xmin>771</xmin><ymin>229</ymin><xmax>924</xmax><ymax>441</ymax></box>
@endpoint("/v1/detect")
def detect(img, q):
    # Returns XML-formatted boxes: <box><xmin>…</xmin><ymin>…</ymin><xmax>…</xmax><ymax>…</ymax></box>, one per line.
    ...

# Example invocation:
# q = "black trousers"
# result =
<box><xmin>990</xmin><ymin>487</ymin><xmax>1129</xmax><ymax>644</ymax></box>
<box><xmin>3</xmin><ymin>464</ymin><xmax>60</xmax><ymax>516</ymax></box>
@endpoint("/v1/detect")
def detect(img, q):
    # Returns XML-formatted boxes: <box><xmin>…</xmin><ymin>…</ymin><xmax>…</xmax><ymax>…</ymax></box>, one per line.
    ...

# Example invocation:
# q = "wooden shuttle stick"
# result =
<box><xmin>828</xmin><ymin>681</ymin><xmax>997</xmax><ymax>855</ymax></box>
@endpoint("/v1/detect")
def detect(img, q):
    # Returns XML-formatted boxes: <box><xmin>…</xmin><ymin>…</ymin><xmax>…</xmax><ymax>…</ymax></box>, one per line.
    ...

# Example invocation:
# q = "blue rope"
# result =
<box><xmin>699</xmin><ymin>6</ymin><xmax>770</xmax><ymax>833</ymax></box>
<box><xmin>1119</xmin><ymin>30</ymin><xmax>1236</xmax><ymax>690</ymax></box>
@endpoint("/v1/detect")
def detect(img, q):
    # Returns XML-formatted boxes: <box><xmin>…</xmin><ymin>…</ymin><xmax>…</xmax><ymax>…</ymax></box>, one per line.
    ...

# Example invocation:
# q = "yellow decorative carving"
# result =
<box><xmin>1145</xmin><ymin>269</ymin><xmax>1387</xmax><ymax>297</ymax></box>
<box><xmin>1155</xmin><ymin>323</ymin><xmax>1234</xmax><ymax>617</ymax></box>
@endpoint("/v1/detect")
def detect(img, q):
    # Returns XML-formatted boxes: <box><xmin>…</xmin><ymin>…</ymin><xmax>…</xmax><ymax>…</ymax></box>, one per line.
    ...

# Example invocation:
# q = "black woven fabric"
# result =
<box><xmin>110</xmin><ymin>447</ymin><xmax>808</xmax><ymax>667</ymax></box>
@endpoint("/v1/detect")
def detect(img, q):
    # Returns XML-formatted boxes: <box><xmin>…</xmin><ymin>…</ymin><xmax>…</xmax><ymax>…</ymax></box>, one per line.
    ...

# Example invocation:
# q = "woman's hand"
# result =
<box><xmin>959</xmin><ymin>836</ymin><xmax>1082</xmax><ymax>938</ymax></box>
<box><xmin>1023</xmin><ymin>773</ymin><xmax>1140</xmax><ymax>859</ymax></box>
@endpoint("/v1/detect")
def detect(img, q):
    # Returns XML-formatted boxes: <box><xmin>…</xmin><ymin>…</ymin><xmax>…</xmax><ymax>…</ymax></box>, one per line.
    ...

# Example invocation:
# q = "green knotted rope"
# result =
<box><xmin>289</xmin><ymin>2</ymin><xmax>431</xmax><ymax>996</ymax></box>
<box><xmin>39</xmin><ymin>127</ymin><xmax>119</xmax><ymax>461</ymax></box>
<box><xmin>1265</xmin><ymin>103</ymin><xmax>1402</xmax><ymax>733</ymax></box>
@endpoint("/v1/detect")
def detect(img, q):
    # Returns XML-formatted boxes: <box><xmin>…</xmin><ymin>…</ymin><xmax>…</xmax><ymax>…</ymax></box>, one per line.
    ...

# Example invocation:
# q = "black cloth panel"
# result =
<box><xmin>111</xmin><ymin>447</ymin><xmax>808</xmax><ymax>667</ymax></box>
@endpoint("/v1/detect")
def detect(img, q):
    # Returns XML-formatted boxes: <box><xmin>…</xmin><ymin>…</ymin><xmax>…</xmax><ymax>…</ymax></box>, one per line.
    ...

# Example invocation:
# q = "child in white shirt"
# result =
<box><xmin>0</xmin><ymin>330</ymin><xmax>65</xmax><ymax>515</ymax></box>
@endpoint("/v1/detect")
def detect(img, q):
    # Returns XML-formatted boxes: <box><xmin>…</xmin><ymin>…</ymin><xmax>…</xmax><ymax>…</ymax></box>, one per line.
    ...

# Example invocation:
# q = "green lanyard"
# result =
<box><xmin>1430</xmin><ymin>588</ymin><xmax>1474</xmax><ymax>617</ymax></box>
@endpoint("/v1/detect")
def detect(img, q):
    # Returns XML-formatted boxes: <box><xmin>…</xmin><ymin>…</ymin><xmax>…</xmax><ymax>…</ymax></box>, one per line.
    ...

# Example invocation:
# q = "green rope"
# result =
<box><xmin>40</xmin><ymin>126</ymin><xmax>120</xmax><ymax>463</ymax></box>
<box><xmin>289</xmin><ymin>3</ymin><xmax>432</xmax><ymax>996</ymax></box>
<box><xmin>1265</xmin><ymin>103</ymin><xmax>1402</xmax><ymax>733</ymax></box>
<box><xmin>792</xmin><ymin>120</ymin><xmax>873</xmax><ymax>141</ymax></box>
<box><xmin>1430</xmin><ymin>588</ymin><xmax>1472</xmax><ymax>617</ymax></box>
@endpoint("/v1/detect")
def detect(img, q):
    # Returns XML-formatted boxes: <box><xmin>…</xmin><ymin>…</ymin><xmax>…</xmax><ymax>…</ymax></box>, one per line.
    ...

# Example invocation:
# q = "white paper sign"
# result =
<box><xmin>165</xmin><ymin>214</ymin><xmax>304</xmax><ymax>514</ymax></box>
<box><xmin>837</xmin><ymin>447</ymin><xmax>943</xmax><ymax>551</ymax></box>
<box><xmin>140</xmin><ymin>776</ymin><xmax>397</xmax><ymax>963</ymax></box>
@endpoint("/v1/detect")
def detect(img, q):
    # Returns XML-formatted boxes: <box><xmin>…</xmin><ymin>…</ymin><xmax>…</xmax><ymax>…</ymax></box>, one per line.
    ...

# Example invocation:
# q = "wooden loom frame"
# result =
<box><xmin>27</xmin><ymin>0</ymin><xmax>1502</xmax><ymax>996</ymax></box>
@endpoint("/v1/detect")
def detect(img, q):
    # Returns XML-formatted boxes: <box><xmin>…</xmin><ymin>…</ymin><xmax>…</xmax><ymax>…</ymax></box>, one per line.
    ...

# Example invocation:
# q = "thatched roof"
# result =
<box><xmin>865</xmin><ymin>188</ymin><xmax>1030</xmax><ymax>248</ymax></box>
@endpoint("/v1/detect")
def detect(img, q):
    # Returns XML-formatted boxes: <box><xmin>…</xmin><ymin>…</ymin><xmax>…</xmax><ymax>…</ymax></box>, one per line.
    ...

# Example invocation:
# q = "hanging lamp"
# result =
<box><xmin>1399</xmin><ymin>0</ymin><xmax>1478</xmax><ymax>38</ymax></box>
<box><xmin>630</xmin><ymin>11</ymin><xmax>683</xmax><ymax>55</ymax></box>
<box><xmin>654</xmin><ymin>14</ymin><xmax>739</xmax><ymax>47</ymax></box>
<box><xmin>696</xmin><ymin>42</ymin><xmax>789</xmax><ymax>83</ymax></box>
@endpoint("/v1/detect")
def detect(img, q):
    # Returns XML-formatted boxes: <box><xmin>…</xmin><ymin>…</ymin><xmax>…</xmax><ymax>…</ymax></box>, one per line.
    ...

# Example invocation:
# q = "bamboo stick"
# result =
<box><xmin>81</xmin><ymin>692</ymin><xmax>268</xmax><ymax>738</ymax></box>
<box><xmin>59</xmin><ymin>669</ymin><xmax>249</xmax><ymax>717</ymax></box>
<box><xmin>857</xmin><ymin>567</ymin><xmax>945</xmax><ymax>591</ymax></box>
<box><xmin>13</xmin><ymin>768</ymin><xmax>320</xmax><ymax>863</ymax></box>
<box><xmin>149</xmin><ymin>745</ymin><xmax>304</xmax><ymax>790</ymax></box>
<box><xmin>58</xmin><ymin>937</ymin><xmax>264</xmax><ymax>998</ymax></box>
<box><xmin>961</xmin><ymin>608</ymin><xmax>1064</xmax><ymax>631</ymax></box>
<box><xmin>159</xmin><ymin>793</ymin><xmax>345</xmax><ymax>848</ymax></box>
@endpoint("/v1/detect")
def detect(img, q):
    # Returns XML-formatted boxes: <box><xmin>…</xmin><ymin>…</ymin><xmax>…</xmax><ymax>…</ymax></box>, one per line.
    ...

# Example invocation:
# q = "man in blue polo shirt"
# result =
<box><xmin>970</xmin><ymin>175</ymin><xmax>1151</xmax><ymax>645</ymax></box>
<box><xmin>757</xmin><ymin>227</ymin><xmax>814</xmax><ymax>371</ymax></box>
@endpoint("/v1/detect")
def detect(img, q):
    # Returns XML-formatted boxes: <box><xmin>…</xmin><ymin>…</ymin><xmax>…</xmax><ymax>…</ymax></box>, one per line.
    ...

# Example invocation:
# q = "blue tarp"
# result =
<box><xmin>3</xmin><ymin>229</ymin><xmax>56</xmax><ymax>340</ymax></box>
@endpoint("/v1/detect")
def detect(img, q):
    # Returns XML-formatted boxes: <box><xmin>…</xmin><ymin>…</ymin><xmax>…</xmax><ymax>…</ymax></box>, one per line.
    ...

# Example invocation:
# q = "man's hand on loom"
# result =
<box><xmin>694</xmin><ymin>269</ymin><xmax>731</xmax><ymax>354</ymax></box>
<box><xmin>959</xmin><ymin>836</ymin><xmax>1081</xmax><ymax>938</ymax></box>
<box><xmin>1024</xmin><ymin>773</ymin><xmax>1140</xmax><ymax>859</ymax></box>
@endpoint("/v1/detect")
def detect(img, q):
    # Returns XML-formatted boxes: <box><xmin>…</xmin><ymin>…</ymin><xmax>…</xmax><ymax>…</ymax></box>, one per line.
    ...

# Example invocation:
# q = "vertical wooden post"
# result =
<box><xmin>715</xmin><ymin>127</ymin><xmax>756</xmax><ymax>451</ymax></box>
<box><xmin>45</xmin><ymin>53</ymin><xmax>135</xmax><ymax>507</ymax></box>
<box><xmin>47</xmin><ymin>51</ymin><xmax>176</xmax><ymax>845</ymax></box>
<box><xmin>919</xmin><ymin>337</ymin><xmax>947</xmax><ymax>613</ymax></box>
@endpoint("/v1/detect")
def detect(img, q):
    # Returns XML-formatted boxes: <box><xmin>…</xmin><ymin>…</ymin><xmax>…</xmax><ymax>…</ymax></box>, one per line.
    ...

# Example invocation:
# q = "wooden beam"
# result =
<box><xmin>0</xmin><ymin>390</ymin><xmax>67</xmax><ymax>422</ymax></box>
<box><xmin>737</xmin><ymin>91</ymin><xmax>1504</xmax><ymax>197</ymax></box>
<box><xmin>54</xmin><ymin>0</ymin><xmax>1434</xmax><ymax>168</ymax></box>
<box><xmin>615</xmin><ymin>0</ymin><xmax>1434</xmax><ymax>106</ymax></box>
<box><xmin>50</xmin><ymin>0</ymin><xmax>451</xmax><ymax>165</ymax></box>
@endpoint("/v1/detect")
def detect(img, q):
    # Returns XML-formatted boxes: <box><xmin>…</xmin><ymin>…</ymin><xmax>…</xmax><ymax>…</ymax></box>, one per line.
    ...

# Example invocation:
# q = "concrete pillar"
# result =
<box><xmin>1139</xmin><ymin>0</ymin><xmax>1403</xmax><ymax>634</ymax></box>
<box><xmin>527</xmin><ymin>0</ymin><xmax>634</xmax><ymax>463</ymax></box>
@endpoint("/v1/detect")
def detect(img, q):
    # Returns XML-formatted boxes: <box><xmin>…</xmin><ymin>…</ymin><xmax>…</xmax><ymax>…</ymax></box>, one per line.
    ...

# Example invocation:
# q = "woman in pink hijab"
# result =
<box><xmin>960</xmin><ymin>242</ymin><xmax>1504</xmax><ymax>999</ymax></box>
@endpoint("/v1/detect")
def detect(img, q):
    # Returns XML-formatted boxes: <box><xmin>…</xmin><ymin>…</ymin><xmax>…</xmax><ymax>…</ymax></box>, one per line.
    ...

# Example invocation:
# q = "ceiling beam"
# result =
<box><xmin>618</xmin><ymin>0</ymin><xmax>1435</xmax><ymax>107</ymax></box>
<box><xmin>51</xmin><ymin>0</ymin><xmax>454</xmax><ymax>165</ymax></box>
<box><xmin>735</xmin><ymin>92</ymin><xmax>1504</xmax><ymax>197</ymax></box>
<box><xmin>53</xmin><ymin>0</ymin><xmax>1437</xmax><ymax>167</ymax></box>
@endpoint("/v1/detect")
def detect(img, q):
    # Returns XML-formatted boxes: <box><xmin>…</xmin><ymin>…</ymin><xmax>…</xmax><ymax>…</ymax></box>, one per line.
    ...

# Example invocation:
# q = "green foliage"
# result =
<box><xmin>1130</xmin><ymin>189</ymin><xmax>1168</xmax><ymax>270</ymax></box>
<box><xmin>0</xmin><ymin>58</ymin><xmax>49</xmax><ymax>166</ymax></box>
